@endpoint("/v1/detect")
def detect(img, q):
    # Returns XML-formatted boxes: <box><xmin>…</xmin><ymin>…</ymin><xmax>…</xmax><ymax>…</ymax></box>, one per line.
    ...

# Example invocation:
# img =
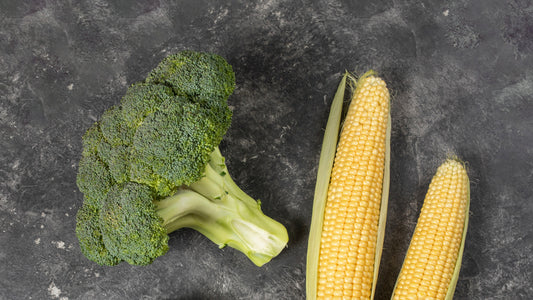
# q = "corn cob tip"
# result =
<box><xmin>439</xmin><ymin>157</ymin><xmax>468</xmax><ymax>177</ymax></box>
<box><xmin>444</xmin><ymin>155</ymin><xmax>469</xmax><ymax>172</ymax></box>
<box><xmin>346</xmin><ymin>70</ymin><xmax>380</xmax><ymax>92</ymax></box>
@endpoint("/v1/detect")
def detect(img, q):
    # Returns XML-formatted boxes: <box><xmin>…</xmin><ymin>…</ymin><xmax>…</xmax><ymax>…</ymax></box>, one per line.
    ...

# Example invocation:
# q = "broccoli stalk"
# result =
<box><xmin>157</xmin><ymin>148</ymin><xmax>288</xmax><ymax>267</ymax></box>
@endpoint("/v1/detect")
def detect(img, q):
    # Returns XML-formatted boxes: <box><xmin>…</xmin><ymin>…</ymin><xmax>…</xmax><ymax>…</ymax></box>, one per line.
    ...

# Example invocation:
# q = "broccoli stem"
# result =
<box><xmin>154</xmin><ymin>148</ymin><xmax>288</xmax><ymax>267</ymax></box>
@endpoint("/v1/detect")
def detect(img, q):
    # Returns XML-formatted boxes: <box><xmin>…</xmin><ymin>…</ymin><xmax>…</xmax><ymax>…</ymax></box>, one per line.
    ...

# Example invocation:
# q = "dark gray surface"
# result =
<box><xmin>1</xmin><ymin>0</ymin><xmax>532</xmax><ymax>299</ymax></box>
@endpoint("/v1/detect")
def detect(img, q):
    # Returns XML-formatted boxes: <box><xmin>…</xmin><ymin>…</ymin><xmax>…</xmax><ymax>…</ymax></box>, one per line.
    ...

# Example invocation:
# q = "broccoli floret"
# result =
<box><xmin>99</xmin><ymin>182</ymin><xmax>168</xmax><ymax>265</ymax></box>
<box><xmin>97</xmin><ymin>142</ymin><xmax>130</xmax><ymax>184</ymax></box>
<box><xmin>99</xmin><ymin>105</ymin><xmax>134</xmax><ymax>147</ymax></box>
<box><xmin>81</xmin><ymin>122</ymin><xmax>103</xmax><ymax>157</ymax></box>
<box><xmin>76</xmin><ymin>153</ymin><xmax>113</xmax><ymax>206</ymax></box>
<box><xmin>120</xmin><ymin>83</ymin><xmax>174</xmax><ymax>128</ymax></box>
<box><xmin>146</xmin><ymin>50</ymin><xmax>235</xmax><ymax>99</ymax></box>
<box><xmin>75</xmin><ymin>50</ymin><xmax>288</xmax><ymax>267</ymax></box>
<box><xmin>75</xmin><ymin>202</ymin><xmax>120</xmax><ymax>266</ymax></box>
<box><xmin>129</xmin><ymin>96</ymin><xmax>221</xmax><ymax>196</ymax></box>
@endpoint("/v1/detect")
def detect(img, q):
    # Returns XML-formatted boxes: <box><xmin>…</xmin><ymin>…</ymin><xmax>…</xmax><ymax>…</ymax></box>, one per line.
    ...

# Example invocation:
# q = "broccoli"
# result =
<box><xmin>75</xmin><ymin>51</ymin><xmax>288</xmax><ymax>267</ymax></box>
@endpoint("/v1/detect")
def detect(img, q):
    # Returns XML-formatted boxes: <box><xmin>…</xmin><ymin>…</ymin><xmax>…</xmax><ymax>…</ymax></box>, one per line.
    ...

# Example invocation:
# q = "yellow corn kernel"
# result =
<box><xmin>392</xmin><ymin>159</ymin><xmax>470</xmax><ymax>300</ymax></box>
<box><xmin>316</xmin><ymin>74</ymin><xmax>390</xmax><ymax>299</ymax></box>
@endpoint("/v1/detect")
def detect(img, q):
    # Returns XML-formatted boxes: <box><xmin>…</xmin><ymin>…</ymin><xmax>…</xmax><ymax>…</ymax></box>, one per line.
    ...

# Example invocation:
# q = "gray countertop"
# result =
<box><xmin>1</xmin><ymin>1</ymin><xmax>532</xmax><ymax>299</ymax></box>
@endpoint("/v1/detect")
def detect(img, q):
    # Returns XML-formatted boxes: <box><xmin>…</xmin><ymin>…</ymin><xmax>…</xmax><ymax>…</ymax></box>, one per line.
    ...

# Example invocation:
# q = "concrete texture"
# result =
<box><xmin>1</xmin><ymin>0</ymin><xmax>532</xmax><ymax>299</ymax></box>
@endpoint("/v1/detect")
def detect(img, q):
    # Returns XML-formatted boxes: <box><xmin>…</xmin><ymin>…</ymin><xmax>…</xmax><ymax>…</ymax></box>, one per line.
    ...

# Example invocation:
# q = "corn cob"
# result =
<box><xmin>307</xmin><ymin>71</ymin><xmax>391</xmax><ymax>299</ymax></box>
<box><xmin>392</xmin><ymin>158</ymin><xmax>470</xmax><ymax>300</ymax></box>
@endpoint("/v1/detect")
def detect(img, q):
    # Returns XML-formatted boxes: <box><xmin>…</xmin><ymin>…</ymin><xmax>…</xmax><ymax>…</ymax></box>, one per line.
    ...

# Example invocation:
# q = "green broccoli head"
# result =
<box><xmin>77</xmin><ymin>51</ymin><xmax>234</xmax><ymax>198</ymax></box>
<box><xmin>75</xmin><ymin>50</ymin><xmax>288</xmax><ymax>267</ymax></box>
<box><xmin>146</xmin><ymin>50</ymin><xmax>235</xmax><ymax>99</ymax></box>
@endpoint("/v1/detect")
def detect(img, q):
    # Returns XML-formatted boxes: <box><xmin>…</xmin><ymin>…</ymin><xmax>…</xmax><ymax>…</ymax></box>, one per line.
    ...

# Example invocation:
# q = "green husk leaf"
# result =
<box><xmin>445</xmin><ymin>176</ymin><xmax>470</xmax><ymax>300</ymax></box>
<box><xmin>306</xmin><ymin>73</ymin><xmax>347</xmax><ymax>300</ymax></box>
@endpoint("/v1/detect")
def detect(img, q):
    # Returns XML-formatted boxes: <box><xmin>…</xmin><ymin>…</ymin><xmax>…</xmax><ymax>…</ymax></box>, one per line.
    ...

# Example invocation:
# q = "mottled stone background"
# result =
<box><xmin>1</xmin><ymin>0</ymin><xmax>532</xmax><ymax>299</ymax></box>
